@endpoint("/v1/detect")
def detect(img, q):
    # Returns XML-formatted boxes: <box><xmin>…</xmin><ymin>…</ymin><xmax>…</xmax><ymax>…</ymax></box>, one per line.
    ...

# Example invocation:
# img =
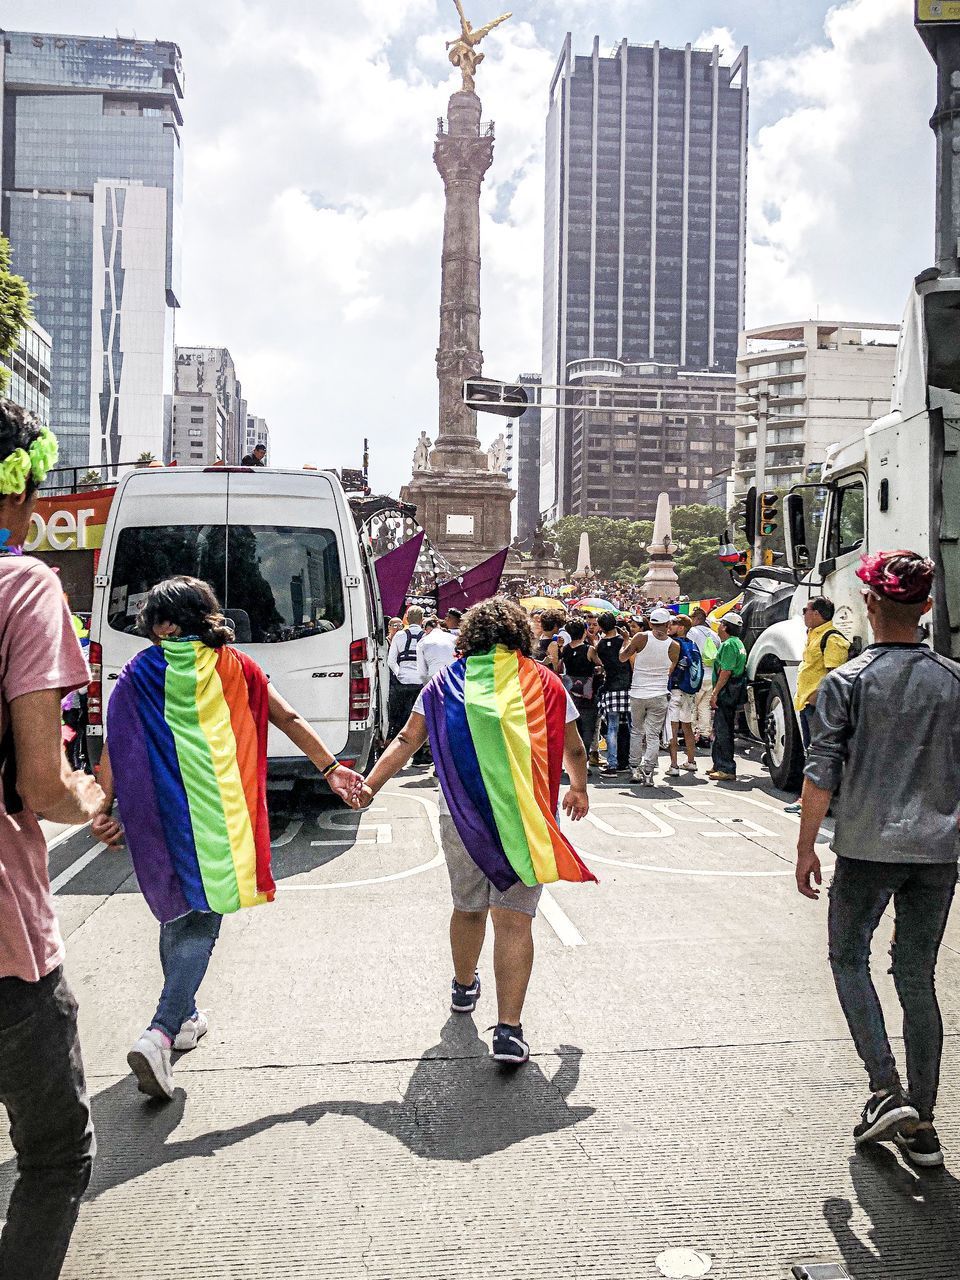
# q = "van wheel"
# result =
<box><xmin>763</xmin><ymin>672</ymin><xmax>804</xmax><ymax>792</ymax></box>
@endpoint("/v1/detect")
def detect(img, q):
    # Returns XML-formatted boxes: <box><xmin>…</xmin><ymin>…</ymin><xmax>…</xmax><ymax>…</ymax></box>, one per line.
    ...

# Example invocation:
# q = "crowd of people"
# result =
<box><xmin>0</xmin><ymin>399</ymin><xmax>956</xmax><ymax>1277</ymax></box>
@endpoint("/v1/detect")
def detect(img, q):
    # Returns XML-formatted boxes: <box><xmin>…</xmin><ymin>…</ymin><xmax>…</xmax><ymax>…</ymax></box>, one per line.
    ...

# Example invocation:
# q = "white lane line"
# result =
<box><xmin>51</xmin><ymin>843</ymin><xmax>107</xmax><ymax>892</ymax></box>
<box><xmin>539</xmin><ymin>889</ymin><xmax>585</xmax><ymax>947</ymax></box>
<box><xmin>271</xmin><ymin>820</ymin><xmax>303</xmax><ymax>849</ymax></box>
<box><xmin>45</xmin><ymin>823</ymin><xmax>89</xmax><ymax>853</ymax></box>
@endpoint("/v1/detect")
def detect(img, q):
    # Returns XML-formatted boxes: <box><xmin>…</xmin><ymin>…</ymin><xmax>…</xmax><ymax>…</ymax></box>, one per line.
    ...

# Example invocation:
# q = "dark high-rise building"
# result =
<box><xmin>563</xmin><ymin>359</ymin><xmax>736</xmax><ymax>521</ymax></box>
<box><xmin>1</xmin><ymin>30</ymin><xmax>184</xmax><ymax>469</ymax></box>
<box><xmin>540</xmin><ymin>37</ymin><xmax>747</xmax><ymax>519</ymax></box>
<box><xmin>506</xmin><ymin>373</ymin><xmax>541</xmax><ymax>544</ymax></box>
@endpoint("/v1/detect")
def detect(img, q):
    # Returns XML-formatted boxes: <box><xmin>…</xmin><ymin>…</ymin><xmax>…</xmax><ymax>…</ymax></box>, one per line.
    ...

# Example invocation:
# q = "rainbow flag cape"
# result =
<box><xmin>420</xmin><ymin>646</ymin><xmax>596</xmax><ymax>890</ymax></box>
<box><xmin>107</xmin><ymin>640</ymin><xmax>275</xmax><ymax>923</ymax></box>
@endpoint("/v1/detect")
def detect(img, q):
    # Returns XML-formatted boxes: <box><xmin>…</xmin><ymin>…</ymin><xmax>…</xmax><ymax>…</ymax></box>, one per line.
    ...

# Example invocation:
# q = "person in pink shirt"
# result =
<box><xmin>0</xmin><ymin>403</ymin><xmax>107</xmax><ymax>1279</ymax></box>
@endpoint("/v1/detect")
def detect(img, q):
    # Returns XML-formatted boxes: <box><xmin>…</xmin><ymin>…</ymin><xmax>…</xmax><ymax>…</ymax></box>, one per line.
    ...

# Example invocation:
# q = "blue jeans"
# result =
<box><xmin>151</xmin><ymin>911</ymin><xmax>223</xmax><ymax>1040</ymax></box>
<box><xmin>0</xmin><ymin>968</ymin><xmax>94</xmax><ymax>1280</ymax></box>
<box><xmin>828</xmin><ymin>856</ymin><xmax>958</xmax><ymax>1121</ymax></box>
<box><xmin>604</xmin><ymin>709</ymin><xmax>622</xmax><ymax>767</ymax></box>
<box><xmin>799</xmin><ymin>705</ymin><xmax>813</xmax><ymax>750</ymax></box>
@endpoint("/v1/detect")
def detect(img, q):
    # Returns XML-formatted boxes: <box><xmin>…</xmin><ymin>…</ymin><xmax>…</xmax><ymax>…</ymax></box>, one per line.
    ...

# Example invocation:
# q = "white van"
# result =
<box><xmin>87</xmin><ymin>467</ymin><xmax>388</xmax><ymax>778</ymax></box>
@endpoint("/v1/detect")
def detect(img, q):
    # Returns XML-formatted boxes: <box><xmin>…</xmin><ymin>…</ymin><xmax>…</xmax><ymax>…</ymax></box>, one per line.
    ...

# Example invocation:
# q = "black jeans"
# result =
<box><xmin>828</xmin><ymin>855</ymin><xmax>958</xmax><ymax>1121</ymax></box>
<box><xmin>710</xmin><ymin>679</ymin><xmax>743</xmax><ymax>775</ymax></box>
<box><xmin>0</xmin><ymin>968</ymin><xmax>94</xmax><ymax>1280</ymax></box>
<box><xmin>573</xmin><ymin>696</ymin><xmax>598</xmax><ymax>758</ymax></box>
<box><xmin>388</xmin><ymin>680</ymin><xmax>423</xmax><ymax>740</ymax></box>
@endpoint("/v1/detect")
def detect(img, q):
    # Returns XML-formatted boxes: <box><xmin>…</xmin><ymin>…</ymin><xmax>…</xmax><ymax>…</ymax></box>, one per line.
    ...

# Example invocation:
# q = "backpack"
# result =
<box><xmin>672</xmin><ymin>637</ymin><xmax>704</xmax><ymax>694</ymax></box>
<box><xmin>396</xmin><ymin>629</ymin><xmax>421</xmax><ymax>665</ymax></box>
<box><xmin>819</xmin><ymin>628</ymin><xmax>850</xmax><ymax>659</ymax></box>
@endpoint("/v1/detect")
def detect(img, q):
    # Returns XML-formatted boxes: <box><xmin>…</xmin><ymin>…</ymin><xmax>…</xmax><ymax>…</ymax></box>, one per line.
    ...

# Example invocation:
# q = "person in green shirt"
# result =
<box><xmin>708</xmin><ymin>614</ymin><xmax>747</xmax><ymax>781</ymax></box>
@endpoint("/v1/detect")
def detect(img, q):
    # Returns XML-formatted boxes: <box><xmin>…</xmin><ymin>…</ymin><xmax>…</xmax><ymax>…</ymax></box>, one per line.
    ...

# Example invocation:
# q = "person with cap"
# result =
<box><xmin>796</xmin><ymin>550</ymin><xmax>960</xmax><ymax>1168</ymax></box>
<box><xmin>708</xmin><ymin>614</ymin><xmax>747</xmax><ymax>782</ymax></box>
<box><xmin>619</xmin><ymin>607</ymin><xmax>679</xmax><ymax>786</ymax></box>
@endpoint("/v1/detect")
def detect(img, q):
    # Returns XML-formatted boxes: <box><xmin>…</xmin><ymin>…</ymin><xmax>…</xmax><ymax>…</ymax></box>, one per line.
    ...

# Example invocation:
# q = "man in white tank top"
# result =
<box><xmin>618</xmin><ymin>607</ymin><xmax>680</xmax><ymax>784</ymax></box>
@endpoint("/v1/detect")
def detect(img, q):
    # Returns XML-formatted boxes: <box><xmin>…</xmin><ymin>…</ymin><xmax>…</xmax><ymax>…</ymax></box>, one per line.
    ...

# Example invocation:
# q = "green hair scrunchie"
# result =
<box><xmin>28</xmin><ymin>427</ymin><xmax>59</xmax><ymax>484</ymax></box>
<box><xmin>0</xmin><ymin>449</ymin><xmax>31</xmax><ymax>496</ymax></box>
<box><xmin>0</xmin><ymin>427</ymin><xmax>59</xmax><ymax>496</ymax></box>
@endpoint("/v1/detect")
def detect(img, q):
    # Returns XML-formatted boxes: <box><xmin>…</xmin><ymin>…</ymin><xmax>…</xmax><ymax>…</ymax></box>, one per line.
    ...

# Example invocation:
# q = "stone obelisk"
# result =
<box><xmin>401</xmin><ymin>8</ymin><xmax>515</xmax><ymax>571</ymax></box>
<box><xmin>642</xmin><ymin>492</ymin><xmax>680</xmax><ymax>601</ymax></box>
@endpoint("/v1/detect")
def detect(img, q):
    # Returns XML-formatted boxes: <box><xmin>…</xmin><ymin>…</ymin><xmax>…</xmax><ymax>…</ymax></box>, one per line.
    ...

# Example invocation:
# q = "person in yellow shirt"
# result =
<box><xmin>795</xmin><ymin>596</ymin><xmax>851</xmax><ymax>747</ymax></box>
<box><xmin>784</xmin><ymin>598</ymin><xmax>851</xmax><ymax>814</ymax></box>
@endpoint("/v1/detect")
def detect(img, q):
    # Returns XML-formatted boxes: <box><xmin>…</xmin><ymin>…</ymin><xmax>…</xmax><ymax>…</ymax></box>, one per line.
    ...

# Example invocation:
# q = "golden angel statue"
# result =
<box><xmin>446</xmin><ymin>0</ymin><xmax>512</xmax><ymax>93</ymax></box>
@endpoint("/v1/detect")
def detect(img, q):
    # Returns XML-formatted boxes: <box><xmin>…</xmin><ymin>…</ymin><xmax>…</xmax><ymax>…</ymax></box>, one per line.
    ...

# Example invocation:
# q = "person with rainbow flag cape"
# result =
<box><xmin>354</xmin><ymin>597</ymin><xmax>595</xmax><ymax>1065</ymax></box>
<box><xmin>92</xmin><ymin>577</ymin><xmax>363</xmax><ymax>1101</ymax></box>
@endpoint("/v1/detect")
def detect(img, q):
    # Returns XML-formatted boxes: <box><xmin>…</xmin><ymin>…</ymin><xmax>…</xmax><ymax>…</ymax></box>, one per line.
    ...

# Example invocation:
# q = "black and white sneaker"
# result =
<box><xmin>853</xmin><ymin>1089</ymin><xmax>919</xmax><ymax>1145</ymax></box>
<box><xmin>490</xmin><ymin>1023</ymin><xmax>529</xmax><ymax>1064</ymax></box>
<box><xmin>895</xmin><ymin>1126</ymin><xmax>944</xmax><ymax>1167</ymax></box>
<box><xmin>450</xmin><ymin>972</ymin><xmax>481</xmax><ymax>1014</ymax></box>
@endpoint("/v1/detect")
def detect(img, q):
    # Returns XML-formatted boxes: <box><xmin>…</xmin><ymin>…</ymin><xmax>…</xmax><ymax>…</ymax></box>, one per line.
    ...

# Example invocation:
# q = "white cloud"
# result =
<box><xmin>746</xmin><ymin>0</ymin><xmax>934</xmax><ymax>327</ymax></box>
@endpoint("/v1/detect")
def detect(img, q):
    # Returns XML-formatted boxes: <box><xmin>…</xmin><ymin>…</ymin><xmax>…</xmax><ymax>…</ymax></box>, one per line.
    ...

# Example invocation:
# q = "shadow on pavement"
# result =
<box><xmin>824</xmin><ymin>1144</ymin><xmax>960</xmax><ymax>1277</ymax></box>
<box><xmin>319</xmin><ymin>1014</ymin><xmax>594</xmax><ymax>1161</ymax></box>
<box><xmin>0</xmin><ymin>1020</ymin><xmax>593</xmax><ymax>1204</ymax></box>
<box><xmin>0</xmin><ymin>1075</ymin><xmax>329</xmax><ymax>1206</ymax></box>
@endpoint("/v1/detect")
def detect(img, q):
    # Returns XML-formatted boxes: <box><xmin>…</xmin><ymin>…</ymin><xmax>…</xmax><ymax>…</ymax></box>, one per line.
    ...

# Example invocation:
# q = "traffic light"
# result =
<box><xmin>739</xmin><ymin>485</ymin><xmax>757</xmax><ymax>544</ymax></box>
<box><xmin>759</xmin><ymin>490</ymin><xmax>779</xmax><ymax>537</ymax></box>
<box><xmin>729</xmin><ymin>548</ymin><xmax>752</xmax><ymax>583</ymax></box>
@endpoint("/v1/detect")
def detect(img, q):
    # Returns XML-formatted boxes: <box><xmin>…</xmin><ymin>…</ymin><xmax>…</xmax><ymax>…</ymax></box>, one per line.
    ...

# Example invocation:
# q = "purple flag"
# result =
<box><xmin>437</xmin><ymin>547</ymin><xmax>509</xmax><ymax>615</ymax></box>
<box><xmin>374</xmin><ymin>531</ymin><xmax>425</xmax><ymax>618</ymax></box>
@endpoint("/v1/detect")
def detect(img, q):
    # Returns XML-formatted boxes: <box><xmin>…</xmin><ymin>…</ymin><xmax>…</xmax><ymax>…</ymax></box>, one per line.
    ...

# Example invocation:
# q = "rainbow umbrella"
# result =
<box><xmin>573</xmin><ymin>597</ymin><xmax>617</xmax><ymax>613</ymax></box>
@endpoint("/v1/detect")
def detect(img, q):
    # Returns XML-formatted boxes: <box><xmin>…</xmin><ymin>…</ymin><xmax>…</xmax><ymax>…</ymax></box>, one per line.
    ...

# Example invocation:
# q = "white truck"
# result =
<box><xmin>742</xmin><ymin>272</ymin><xmax>960</xmax><ymax>790</ymax></box>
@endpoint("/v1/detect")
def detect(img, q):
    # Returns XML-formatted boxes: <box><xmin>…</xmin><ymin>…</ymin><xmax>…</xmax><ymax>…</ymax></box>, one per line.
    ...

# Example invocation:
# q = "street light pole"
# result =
<box><xmin>753</xmin><ymin>379</ymin><xmax>769</xmax><ymax>567</ymax></box>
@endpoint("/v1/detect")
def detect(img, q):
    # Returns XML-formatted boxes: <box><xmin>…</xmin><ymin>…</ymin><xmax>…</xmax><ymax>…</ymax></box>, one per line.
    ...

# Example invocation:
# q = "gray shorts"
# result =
<box><xmin>440</xmin><ymin>814</ymin><xmax>543</xmax><ymax>917</ymax></box>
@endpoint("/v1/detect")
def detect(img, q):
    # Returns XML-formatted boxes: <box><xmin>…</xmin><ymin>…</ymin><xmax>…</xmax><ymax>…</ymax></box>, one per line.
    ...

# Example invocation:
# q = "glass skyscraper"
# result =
<box><xmin>540</xmin><ymin>37</ymin><xmax>748</xmax><ymax>519</ymax></box>
<box><xmin>1</xmin><ymin>30</ymin><xmax>184</xmax><ymax>469</ymax></box>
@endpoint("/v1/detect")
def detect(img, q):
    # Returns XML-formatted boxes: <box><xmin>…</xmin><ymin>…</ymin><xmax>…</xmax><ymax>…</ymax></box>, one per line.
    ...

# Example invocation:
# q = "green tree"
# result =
<box><xmin>546</xmin><ymin>516</ymin><xmax>652</xmax><ymax>576</ymax></box>
<box><xmin>0</xmin><ymin>235</ymin><xmax>32</xmax><ymax>395</ymax></box>
<box><xmin>675</xmin><ymin>535</ymin><xmax>740</xmax><ymax>600</ymax></box>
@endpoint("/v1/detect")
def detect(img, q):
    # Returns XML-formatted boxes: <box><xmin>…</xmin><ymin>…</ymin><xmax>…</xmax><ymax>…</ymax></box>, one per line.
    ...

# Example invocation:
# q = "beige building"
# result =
<box><xmin>734</xmin><ymin>321</ymin><xmax>899</xmax><ymax>492</ymax></box>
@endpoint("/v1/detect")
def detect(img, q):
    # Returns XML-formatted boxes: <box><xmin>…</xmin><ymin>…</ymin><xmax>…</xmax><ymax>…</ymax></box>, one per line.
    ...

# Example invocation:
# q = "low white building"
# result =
<box><xmin>244</xmin><ymin>413</ymin><xmax>269</xmax><ymax>460</ymax></box>
<box><xmin>734</xmin><ymin>320</ymin><xmax>899</xmax><ymax>492</ymax></box>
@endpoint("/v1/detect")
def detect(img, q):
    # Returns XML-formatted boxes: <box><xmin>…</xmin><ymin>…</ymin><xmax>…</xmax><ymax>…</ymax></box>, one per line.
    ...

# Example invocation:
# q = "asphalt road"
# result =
<box><xmin>12</xmin><ymin>742</ymin><xmax>960</xmax><ymax>1279</ymax></box>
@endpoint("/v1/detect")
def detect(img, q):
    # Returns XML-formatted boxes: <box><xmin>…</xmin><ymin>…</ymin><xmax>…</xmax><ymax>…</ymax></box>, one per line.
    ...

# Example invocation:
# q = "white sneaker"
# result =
<box><xmin>683</xmin><ymin>761</ymin><xmax>697</xmax><ymax>772</ymax></box>
<box><xmin>630</xmin><ymin>767</ymin><xmax>644</xmax><ymax>783</ymax></box>
<box><xmin>173</xmin><ymin>1010</ymin><xmax>209</xmax><ymax>1053</ymax></box>
<box><xmin>666</xmin><ymin>765</ymin><xmax>681</xmax><ymax>778</ymax></box>
<box><xmin>127</xmin><ymin>1029</ymin><xmax>175</xmax><ymax>1100</ymax></box>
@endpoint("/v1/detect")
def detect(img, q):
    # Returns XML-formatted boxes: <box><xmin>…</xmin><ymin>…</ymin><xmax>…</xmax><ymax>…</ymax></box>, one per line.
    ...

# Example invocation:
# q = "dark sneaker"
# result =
<box><xmin>450</xmin><ymin>972</ymin><xmax>481</xmax><ymax>1014</ymax></box>
<box><xmin>853</xmin><ymin>1089</ymin><xmax>919</xmax><ymax>1145</ymax></box>
<box><xmin>490</xmin><ymin>1022</ymin><xmax>529</xmax><ymax>1064</ymax></box>
<box><xmin>600</xmin><ymin>766</ymin><xmax>621</xmax><ymax>777</ymax></box>
<box><xmin>895</xmin><ymin>1126</ymin><xmax>944</xmax><ymax>1167</ymax></box>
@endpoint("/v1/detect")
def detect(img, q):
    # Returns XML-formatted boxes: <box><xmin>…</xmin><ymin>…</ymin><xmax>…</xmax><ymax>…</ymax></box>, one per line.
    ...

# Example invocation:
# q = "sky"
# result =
<box><xmin>6</xmin><ymin>0</ymin><xmax>937</xmax><ymax>493</ymax></box>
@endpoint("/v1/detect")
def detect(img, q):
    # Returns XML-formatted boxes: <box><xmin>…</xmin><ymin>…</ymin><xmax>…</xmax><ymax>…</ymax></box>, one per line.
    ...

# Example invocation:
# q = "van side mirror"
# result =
<box><xmin>784</xmin><ymin>492</ymin><xmax>809</xmax><ymax>570</ymax></box>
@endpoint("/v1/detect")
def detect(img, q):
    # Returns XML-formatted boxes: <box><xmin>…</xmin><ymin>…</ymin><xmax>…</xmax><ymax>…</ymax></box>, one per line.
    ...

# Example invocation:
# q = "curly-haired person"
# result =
<box><xmin>796</xmin><ymin>550</ymin><xmax>960</xmax><ymax>1168</ymax></box>
<box><xmin>0</xmin><ymin>403</ymin><xmax>105</xmax><ymax>1280</ymax></box>
<box><xmin>353</xmin><ymin>597</ymin><xmax>592</xmax><ymax>1064</ymax></box>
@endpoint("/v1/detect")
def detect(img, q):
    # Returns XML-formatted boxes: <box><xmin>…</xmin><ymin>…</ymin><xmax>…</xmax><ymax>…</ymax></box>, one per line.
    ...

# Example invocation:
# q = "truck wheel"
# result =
<box><xmin>763</xmin><ymin>672</ymin><xmax>804</xmax><ymax>792</ymax></box>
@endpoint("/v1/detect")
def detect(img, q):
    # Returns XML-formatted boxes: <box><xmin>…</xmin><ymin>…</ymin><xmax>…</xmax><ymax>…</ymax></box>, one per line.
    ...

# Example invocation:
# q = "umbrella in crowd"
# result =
<box><xmin>570</xmin><ymin>597</ymin><xmax>617</xmax><ymax>614</ymax></box>
<box><xmin>519</xmin><ymin>596</ymin><xmax>563</xmax><ymax>611</ymax></box>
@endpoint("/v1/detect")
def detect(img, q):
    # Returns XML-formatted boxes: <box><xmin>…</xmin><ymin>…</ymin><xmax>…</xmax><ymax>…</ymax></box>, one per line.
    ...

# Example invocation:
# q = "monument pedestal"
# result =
<box><xmin>401</xmin><ymin>465</ymin><xmax>514</xmax><ymax>572</ymax></box>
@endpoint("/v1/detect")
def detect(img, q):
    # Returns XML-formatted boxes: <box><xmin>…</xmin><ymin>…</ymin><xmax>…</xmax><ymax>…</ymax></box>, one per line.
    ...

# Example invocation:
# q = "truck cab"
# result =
<box><xmin>744</xmin><ymin>272</ymin><xmax>960</xmax><ymax>789</ymax></box>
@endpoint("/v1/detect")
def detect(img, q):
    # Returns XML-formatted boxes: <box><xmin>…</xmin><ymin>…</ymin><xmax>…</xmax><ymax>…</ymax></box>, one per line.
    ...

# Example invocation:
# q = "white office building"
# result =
<box><xmin>734</xmin><ymin>321</ymin><xmax>899</xmax><ymax>492</ymax></box>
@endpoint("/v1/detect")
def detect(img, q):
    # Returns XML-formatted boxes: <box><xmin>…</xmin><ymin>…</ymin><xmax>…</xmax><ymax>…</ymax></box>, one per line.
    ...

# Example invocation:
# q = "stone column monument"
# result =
<box><xmin>401</xmin><ymin>3</ymin><xmax>516</xmax><ymax>570</ymax></box>
<box><xmin>642</xmin><ymin>491</ymin><xmax>681</xmax><ymax>601</ymax></box>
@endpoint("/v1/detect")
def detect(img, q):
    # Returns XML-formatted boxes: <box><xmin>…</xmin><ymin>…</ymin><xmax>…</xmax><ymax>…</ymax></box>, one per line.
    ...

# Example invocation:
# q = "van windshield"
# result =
<box><xmin>107</xmin><ymin>525</ymin><xmax>345</xmax><ymax>643</ymax></box>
